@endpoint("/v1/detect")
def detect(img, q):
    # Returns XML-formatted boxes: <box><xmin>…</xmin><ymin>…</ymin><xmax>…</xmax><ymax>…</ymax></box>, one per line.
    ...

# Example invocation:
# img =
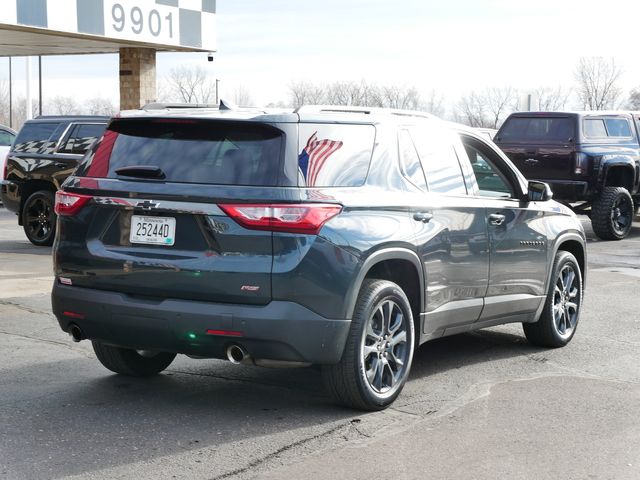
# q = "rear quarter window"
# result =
<box><xmin>77</xmin><ymin>119</ymin><xmax>285</xmax><ymax>186</ymax></box>
<box><xmin>298</xmin><ymin>124</ymin><xmax>375</xmax><ymax>187</ymax></box>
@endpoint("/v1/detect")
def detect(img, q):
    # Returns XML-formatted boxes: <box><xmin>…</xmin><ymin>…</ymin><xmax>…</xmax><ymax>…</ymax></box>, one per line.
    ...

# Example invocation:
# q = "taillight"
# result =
<box><xmin>54</xmin><ymin>191</ymin><xmax>92</xmax><ymax>216</ymax></box>
<box><xmin>574</xmin><ymin>152</ymin><xmax>588</xmax><ymax>175</ymax></box>
<box><xmin>219</xmin><ymin>203</ymin><xmax>342</xmax><ymax>235</ymax></box>
<box><xmin>2</xmin><ymin>154</ymin><xmax>8</xmax><ymax>180</ymax></box>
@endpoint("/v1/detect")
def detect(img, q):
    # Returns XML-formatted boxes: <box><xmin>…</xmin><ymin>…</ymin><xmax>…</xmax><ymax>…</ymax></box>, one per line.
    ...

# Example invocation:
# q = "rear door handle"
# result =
<box><xmin>413</xmin><ymin>212</ymin><xmax>433</xmax><ymax>223</ymax></box>
<box><xmin>489</xmin><ymin>213</ymin><xmax>506</xmax><ymax>226</ymax></box>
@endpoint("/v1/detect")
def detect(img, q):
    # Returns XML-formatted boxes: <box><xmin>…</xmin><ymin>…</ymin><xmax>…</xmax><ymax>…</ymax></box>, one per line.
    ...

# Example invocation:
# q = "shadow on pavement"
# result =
<box><xmin>1</xmin><ymin>326</ymin><xmax>543</xmax><ymax>479</ymax></box>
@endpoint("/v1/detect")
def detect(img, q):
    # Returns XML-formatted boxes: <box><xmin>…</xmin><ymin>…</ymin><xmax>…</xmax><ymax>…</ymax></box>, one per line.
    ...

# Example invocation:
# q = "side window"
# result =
<box><xmin>297</xmin><ymin>124</ymin><xmax>375</xmax><ymax>187</ymax></box>
<box><xmin>410</xmin><ymin>127</ymin><xmax>467</xmax><ymax>195</ymax></box>
<box><xmin>584</xmin><ymin>119</ymin><xmax>608</xmax><ymax>138</ymax></box>
<box><xmin>398</xmin><ymin>129</ymin><xmax>427</xmax><ymax>190</ymax></box>
<box><xmin>462</xmin><ymin>136</ymin><xmax>515</xmax><ymax>198</ymax></box>
<box><xmin>58</xmin><ymin>124</ymin><xmax>106</xmax><ymax>155</ymax></box>
<box><xmin>0</xmin><ymin>131</ymin><xmax>14</xmax><ymax>146</ymax></box>
<box><xmin>604</xmin><ymin>118</ymin><xmax>632</xmax><ymax>137</ymax></box>
<box><xmin>12</xmin><ymin>123</ymin><xmax>58</xmax><ymax>153</ymax></box>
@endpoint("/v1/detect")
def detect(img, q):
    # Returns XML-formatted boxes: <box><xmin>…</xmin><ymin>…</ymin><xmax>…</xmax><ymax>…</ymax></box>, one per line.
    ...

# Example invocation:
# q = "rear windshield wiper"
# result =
<box><xmin>114</xmin><ymin>166</ymin><xmax>166</xmax><ymax>179</ymax></box>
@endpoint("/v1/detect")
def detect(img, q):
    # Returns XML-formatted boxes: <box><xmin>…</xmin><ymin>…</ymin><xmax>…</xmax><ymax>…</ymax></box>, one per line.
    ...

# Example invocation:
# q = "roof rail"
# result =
<box><xmin>141</xmin><ymin>99</ymin><xmax>268</xmax><ymax>114</ymax></box>
<box><xmin>294</xmin><ymin>105</ymin><xmax>434</xmax><ymax>120</ymax></box>
<box><xmin>142</xmin><ymin>102</ymin><xmax>219</xmax><ymax>111</ymax></box>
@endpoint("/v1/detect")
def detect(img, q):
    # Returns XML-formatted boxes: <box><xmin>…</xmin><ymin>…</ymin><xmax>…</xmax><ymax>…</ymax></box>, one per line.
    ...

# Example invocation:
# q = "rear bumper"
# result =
<box><xmin>542</xmin><ymin>180</ymin><xmax>589</xmax><ymax>201</ymax></box>
<box><xmin>52</xmin><ymin>282</ymin><xmax>351</xmax><ymax>364</ymax></box>
<box><xmin>0</xmin><ymin>180</ymin><xmax>20</xmax><ymax>213</ymax></box>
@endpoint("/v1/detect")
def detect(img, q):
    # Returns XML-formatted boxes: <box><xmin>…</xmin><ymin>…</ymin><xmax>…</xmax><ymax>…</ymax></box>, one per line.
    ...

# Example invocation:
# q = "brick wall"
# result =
<box><xmin>119</xmin><ymin>48</ymin><xmax>157</xmax><ymax>110</ymax></box>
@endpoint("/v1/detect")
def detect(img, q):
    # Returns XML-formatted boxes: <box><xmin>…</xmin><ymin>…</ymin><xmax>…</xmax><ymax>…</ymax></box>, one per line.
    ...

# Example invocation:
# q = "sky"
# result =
<box><xmin>3</xmin><ymin>0</ymin><xmax>640</xmax><ymax>111</ymax></box>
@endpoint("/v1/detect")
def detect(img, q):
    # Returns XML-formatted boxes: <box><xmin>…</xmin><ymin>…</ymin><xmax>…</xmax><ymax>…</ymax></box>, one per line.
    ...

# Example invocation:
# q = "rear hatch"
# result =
<box><xmin>55</xmin><ymin>117</ymin><xmax>298</xmax><ymax>306</ymax></box>
<box><xmin>495</xmin><ymin>115</ymin><xmax>577</xmax><ymax>181</ymax></box>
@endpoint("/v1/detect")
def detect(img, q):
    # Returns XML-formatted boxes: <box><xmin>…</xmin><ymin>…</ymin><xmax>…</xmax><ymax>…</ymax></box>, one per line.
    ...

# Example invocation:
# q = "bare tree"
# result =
<box><xmin>232</xmin><ymin>85</ymin><xmax>254</xmax><ymax>106</ymax></box>
<box><xmin>534</xmin><ymin>86</ymin><xmax>571</xmax><ymax>111</ymax></box>
<box><xmin>289</xmin><ymin>81</ymin><xmax>327</xmax><ymax>108</ymax></box>
<box><xmin>574</xmin><ymin>57</ymin><xmax>623</xmax><ymax>110</ymax></box>
<box><xmin>165</xmin><ymin>66</ymin><xmax>217</xmax><ymax>104</ymax></box>
<box><xmin>422</xmin><ymin>89</ymin><xmax>445</xmax><ymax>117</ymax></box>
<box><xmin>456</xmin><ymin>91</ymin><xmax>490</xmax><ymax>128</ymax></box>
<box><xmin>86</xmin><ymin>97</ymin><xmax>117</xmax><ymax>116</ymax></box>
<box><xmin>456</xmin><ymin>88</ymin><xmax>517</xmax><ymax>128</ymax></box>
<box><xmin>627</xmin><ymin>88</ymin><xmax>640</xmax><ymax>110</ymax></box>
<box><xmin>47</xmin><ymin>96</ymin><xmax>80</xmax><ymax>115</ymax></box>
<box><xmin>485</xmin><ymin>87</ymin><xmax>517</xmax><ymax>128</ymax></box>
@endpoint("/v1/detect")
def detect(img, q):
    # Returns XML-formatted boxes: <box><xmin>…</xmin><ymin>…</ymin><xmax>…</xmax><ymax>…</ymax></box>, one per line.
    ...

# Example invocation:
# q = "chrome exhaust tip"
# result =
<box><xmin>226</xmin><ymin>344</ymin><xmax>249</xmax><ymax>364</ymax></box>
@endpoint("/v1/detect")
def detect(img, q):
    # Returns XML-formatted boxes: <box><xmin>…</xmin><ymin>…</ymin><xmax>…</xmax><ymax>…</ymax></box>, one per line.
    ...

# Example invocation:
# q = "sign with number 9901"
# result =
<box><xmin>104</xmin><ymin>1</ymin><xmax>180</xmax><ymax>47</ymax></box>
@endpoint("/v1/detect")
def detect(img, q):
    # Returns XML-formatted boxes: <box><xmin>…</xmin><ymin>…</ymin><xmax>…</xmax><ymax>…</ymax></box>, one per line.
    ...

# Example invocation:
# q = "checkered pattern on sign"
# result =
<box><xmin>12</xmin><ymin>0</ymin><xmax>216</xmax><ymax>50</ymax></box>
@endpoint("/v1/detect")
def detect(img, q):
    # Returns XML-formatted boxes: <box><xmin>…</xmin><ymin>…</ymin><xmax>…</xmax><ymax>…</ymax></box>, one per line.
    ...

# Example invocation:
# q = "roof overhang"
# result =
<box><xmin>0</xmin><ymin>24</ymin><xmax>210</xmax><ymax>56</ymax></box>
<box><xmin>0</xmin><ymin>0</ymin><xmax>216</xmax><ymax>56</ymax></box>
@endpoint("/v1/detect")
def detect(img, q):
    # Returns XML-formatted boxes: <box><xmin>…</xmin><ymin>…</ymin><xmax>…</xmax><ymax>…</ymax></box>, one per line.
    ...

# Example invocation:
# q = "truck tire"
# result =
<box><xmin>92</xmin><ymin>341</ymin><xmax>176</xmax><ymax>377</ymax></box>
<box><xmin>322</xmin><ymin>279</ymin><xmax>415</xmax><ymax>411</ymax></box>
<box><xmin>591</xmin><ymin>186</ymin><xmax>633</xmax><ymax>240</ymax></box>
<box><xmin>21</xmin><ymin>190</ymin><xmax>57</xmax><ymax>246</ymax></box>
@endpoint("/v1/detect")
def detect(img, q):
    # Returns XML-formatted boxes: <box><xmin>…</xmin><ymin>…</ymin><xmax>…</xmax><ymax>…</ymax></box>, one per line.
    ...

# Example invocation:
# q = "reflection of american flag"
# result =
<box><xmin>298</xmin><ymin>132</ymin><xmax>344</xmax><ymax>186</ymax></box>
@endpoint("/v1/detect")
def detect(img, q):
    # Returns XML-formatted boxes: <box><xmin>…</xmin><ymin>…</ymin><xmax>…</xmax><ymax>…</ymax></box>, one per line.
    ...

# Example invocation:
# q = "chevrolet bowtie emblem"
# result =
<box><xmin>136</xmin><ymin>200</ymin><xmax>159</xmax><ymax>210</ymax></box>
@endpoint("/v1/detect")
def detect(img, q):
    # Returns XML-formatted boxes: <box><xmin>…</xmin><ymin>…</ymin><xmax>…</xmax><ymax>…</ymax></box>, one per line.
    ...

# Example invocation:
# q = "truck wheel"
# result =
<box><xmin>322</xmin><ymin>279</ymin><xmax>415</xmax><ymax>411</ymax></box>
<box><xmin>22</xmin><ymin>190</ymin><xmax>57</xmax><ymax>246</ymax></box>
<box><xmin>92</xmin><ymin>341</ymin><xmax>177</xmax><ymax>377</ymax></box>
<box><xmin>591</xmin><ymin>186</ymin><xmax>633</xmax><ymax>240</ymax></box>
<box><xmin>523</xmin><ymin>251</ymin><xmax>582</xmax><ymax>348</ymax></box>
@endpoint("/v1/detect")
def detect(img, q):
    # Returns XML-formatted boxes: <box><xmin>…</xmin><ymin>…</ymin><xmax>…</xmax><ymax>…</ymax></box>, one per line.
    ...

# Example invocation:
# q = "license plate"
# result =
<box><xmin>130</xmin><ymin>216</ymin><xmax>176</xmax><ymax>246</ymax></box>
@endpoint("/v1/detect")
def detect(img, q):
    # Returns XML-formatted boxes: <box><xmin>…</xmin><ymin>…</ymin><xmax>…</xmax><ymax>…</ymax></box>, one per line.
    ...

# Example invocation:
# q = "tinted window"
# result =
<box><xmin>583</xmin><ymin>119</ymin><xmax>608</xmax><ymax>137</ymax></box>
<box><xmin>59</xmin><ymin>123</ymin><xmax>106</xmax><ymax>154</ymax></box>
<box><xmin>498</xmin><ymin>117</ymin><xmax>575</xmax><ymax>142</ymax></box>
<box><xmin>464</xmin><ymin>142</ymin><xmax>513</xmax><ymax>198</ymax></box>
<box><xmin>411</xmin><ymin>126</ymin><xmax>467</xmax><ymax>195</ymax></box>
<box><xmin>0</xmin><ymin>131</ymin><xmax>14</xmax><ymax>146</ymax></box>
<box><xmin>604</xmin><ymin>118</ymin><xmax>632</xmax><ymax>137</ymax></box>
<box><xmin>12</xmin><ymin>123</ymin><xmax>58</xmax><ymax>153</ymax></box>
<box><xmin>78</xmin><ymin>119</ymin><xmax>284</xmax><ymax>186</ymax></box>
<box><xmin>298</xmin><ymin>124</ymin><xmax>374</xmax><ymax>187</ymax></box>
<box><xmin>398</xmin><ymin>129</ymin><xmax>427</xmax><ymax>190</ymax></box>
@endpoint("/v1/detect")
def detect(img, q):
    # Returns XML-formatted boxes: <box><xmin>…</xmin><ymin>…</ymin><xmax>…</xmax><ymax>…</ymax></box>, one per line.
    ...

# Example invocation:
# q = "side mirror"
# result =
<box><xmin>527</xmin><ymin>180</ymin><xmax>553</xmax><ymax>202</ymax></box>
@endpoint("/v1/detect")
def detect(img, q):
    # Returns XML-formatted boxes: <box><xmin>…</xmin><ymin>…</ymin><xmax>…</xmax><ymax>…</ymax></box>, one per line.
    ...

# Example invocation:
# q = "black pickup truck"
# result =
<box><xmin>0</xmin><ymin>116</ymin><xmax>108</xmax><ymax>245</ymax></box>
<box><xmin>495</xmin><ymin>111</ymin><xmax>640</xmax><ymax>240</ymax></box>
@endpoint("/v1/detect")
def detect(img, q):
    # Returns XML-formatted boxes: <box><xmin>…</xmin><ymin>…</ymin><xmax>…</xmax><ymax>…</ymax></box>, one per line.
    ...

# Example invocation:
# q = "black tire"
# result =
<box><xmin>92</xmin><ymin>341</ymin><xmax>176</xmax><ymax>377</ymax></box>
<box><xmin>21</xmin><ymin>190</ymin><xmax>57</xmax><ymax>246</ymax></box>
<box><xmin>523</xmin><ymin>251</ymin><xmax>582</xmax><ymax>348</ymax></box>
<box><xmin>322</xmin><ymin>279</ymin><xmax>415</xmax><ymax>411</ymax></box>
<box><xmin>591</xmin><ymin>186</ymin><xmax>634</xmax><ymax>240</ymax></box>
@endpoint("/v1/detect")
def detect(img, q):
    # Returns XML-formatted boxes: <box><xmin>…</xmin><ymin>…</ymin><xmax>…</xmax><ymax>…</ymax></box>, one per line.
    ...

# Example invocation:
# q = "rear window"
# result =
<box><xmin>77</xmin><ymin>119</ymin><xmax>285</xmax><ymax>186</ymax></box>
<box><xmin>12</xmin><ymin>122</ymin><xmax>59</xmax><ymax>153</ymax></box>
<box><xmin>498</xmin><ymin>117</ymin><xmax>575</xmax><ymax>142</ymax></box>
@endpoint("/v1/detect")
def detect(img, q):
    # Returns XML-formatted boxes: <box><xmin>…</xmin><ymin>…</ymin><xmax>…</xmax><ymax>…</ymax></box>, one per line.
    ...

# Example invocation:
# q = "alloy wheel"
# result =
<box><xmin>361</xmin><ymin>299</ymin><xmax>410</xmax><ymax>395</ymax></box>
<box><xmin>552</xmin><ymin>264</ymin><xmax>580</xmax><ymax>339</ymax></box>
<box><xmin>25</xmin><ymin>197</ymin><xmax>54</xmax><ymax>242</ymax></box>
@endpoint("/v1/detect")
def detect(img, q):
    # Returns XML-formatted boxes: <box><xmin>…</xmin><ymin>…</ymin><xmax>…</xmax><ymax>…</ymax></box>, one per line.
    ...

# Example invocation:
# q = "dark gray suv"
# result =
<box><xmin>51</xmin><ymin>105</ymin><xmax>586</xmax><ymax>410</ymax></box>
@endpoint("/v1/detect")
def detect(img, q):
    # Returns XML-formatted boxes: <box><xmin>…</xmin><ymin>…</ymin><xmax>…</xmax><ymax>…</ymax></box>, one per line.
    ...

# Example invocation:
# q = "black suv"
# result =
<box><xmin>495</xmin><ymin>112</ymin><xmax>640</xmax><ymax>240</ymax></box>
<box><xmin>51</xmin><ymin>105</ymin><xmax>586</xmax><ymax>410</ymax></box>
<box><xmin>0</xmin><ymin>116</ymin><xmax>108</xmax><ymax>245</ymax></box>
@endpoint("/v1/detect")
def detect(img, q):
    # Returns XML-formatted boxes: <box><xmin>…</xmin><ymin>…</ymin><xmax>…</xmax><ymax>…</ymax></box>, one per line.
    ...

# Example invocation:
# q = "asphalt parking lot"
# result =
<box><xmin>1</xmin><ymin>206</ymin><xmax>639</xmax><ymax>480</ymax></box>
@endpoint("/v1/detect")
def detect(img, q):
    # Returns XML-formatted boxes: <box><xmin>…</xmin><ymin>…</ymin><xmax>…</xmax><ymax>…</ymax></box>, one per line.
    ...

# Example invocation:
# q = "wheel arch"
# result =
<box><xmin>603</xmin><ymin>163</ymin><xmax>635</xmax><ymax>192</ymax></box>
<box><xmin>550</xmin><ymin>233</ymin><xmax>587</xmax><ymax>290</ymax></box>
<box><xmin>345</xmin><ymin>248</ymin><xmax>425</xmax><ymax>331</ymax></box>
